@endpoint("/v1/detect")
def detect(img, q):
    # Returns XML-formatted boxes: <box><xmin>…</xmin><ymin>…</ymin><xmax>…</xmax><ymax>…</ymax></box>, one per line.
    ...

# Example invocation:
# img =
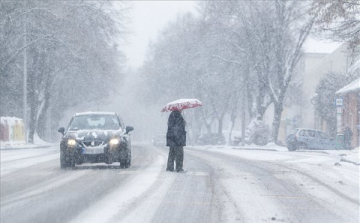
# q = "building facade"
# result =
<box><xmin>336</xmin><ymin>78</ymin><xmax>360</xmax><ymax>148</ymax></box>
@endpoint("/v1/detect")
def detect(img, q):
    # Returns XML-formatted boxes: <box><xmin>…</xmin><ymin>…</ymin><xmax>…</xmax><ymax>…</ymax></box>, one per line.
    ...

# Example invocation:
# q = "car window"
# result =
<box><xmin>69</xmin><ymin>115</ymin><xmax>120</xmax><ymax>130</ymax></box>
<box><xmin>299</xmin><ymin>130</ymin><xmax>305</xmax><ymax>136</ymax></box>
<box><xmin>307</xmin><ymin>130</ymin><xmax>317</xmax><ymax>138</ymax></box>
<box><xmin>118</xmin><ymin>116</ymin><xmax>125</xmax><ymax>128</ymax></box>
<box><xmin>318</xmin><ymin>131</ymin><xmax>330</xmax><ymax>140</ymax></box>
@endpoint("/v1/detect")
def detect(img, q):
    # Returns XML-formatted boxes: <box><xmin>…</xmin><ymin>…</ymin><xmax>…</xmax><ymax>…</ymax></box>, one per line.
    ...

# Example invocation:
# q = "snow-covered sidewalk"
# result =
<box><xmin>191</xmin><ymin>143</ymin><xmax>360</xmax><ymax>166</ymax></box>
<box><xmin>338</xmin><ymin>147</ymin><xmax>359</xmax><ymax>165</ymax></box>
<box><xmin>0</xmin><ymin>134</ymin><xmax>55</xmax><ymax>150</ymax></box>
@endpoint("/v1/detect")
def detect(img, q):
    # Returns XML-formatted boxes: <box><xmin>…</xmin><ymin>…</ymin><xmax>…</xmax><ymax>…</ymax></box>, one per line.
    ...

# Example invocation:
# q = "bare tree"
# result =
<box><xmin>312</xmin><ymin>0</ymin><xmax>360</xmax><ymax>56</ymax></box>
<box><xmin>268</xmin><ymin>0</ymin><xmax>316</xmax><ymax>142</ymax></box>
<box><xmin>0</xmin><ymin>1</ymin><xmax>129</xmax><ymax>142</ymax></box>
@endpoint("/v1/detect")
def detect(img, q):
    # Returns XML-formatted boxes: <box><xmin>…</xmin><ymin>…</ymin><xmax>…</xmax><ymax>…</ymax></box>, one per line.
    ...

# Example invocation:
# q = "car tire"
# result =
<box><xmin>126</xmin><ymin>151</ymin><xmax>131</xmax><ymax>167</ymax></box>
<box><xmin>287</xmin><ymin>144</ymin><xmax>296</xmax><ymax>151</ymax></box>
<box><xmin>60</xmin><ymin>150</ymin><xmax>67</xmax><ymax>169</ymax></box>
<box><xmin>297</xmin><ymin>143</ymin><xmax>307</xmax><ymax>150</ymax></box>
<box><xmin>119</xmin><ymin>149</ymin><xmax>129</xmax><ymax>168</ymax></box>
<box><xmin>68</xmin><ymin>155</ymin><xmax>76</xmax><ymax>169</ymax></box>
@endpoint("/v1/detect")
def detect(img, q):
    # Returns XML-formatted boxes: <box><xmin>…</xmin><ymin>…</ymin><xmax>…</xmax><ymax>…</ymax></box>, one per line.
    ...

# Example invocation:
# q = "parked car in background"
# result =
<box><xmin>152</xmin><ymin>134</ymin><xmax>166</xmax><ymax>146</ymax></box>
<box><xmin>286</xmin><ymin>128</ymin><xmax>335</xmax><ymax>151</ymax></box>
<box><xmin>58</xmin><ymin>112</ymin><xmax>134</xmax><ymax>169</ymax></box>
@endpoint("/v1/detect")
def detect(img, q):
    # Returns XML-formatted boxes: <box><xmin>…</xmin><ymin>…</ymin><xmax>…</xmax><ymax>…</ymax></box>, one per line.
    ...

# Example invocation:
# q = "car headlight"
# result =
<box><xmin>109</xmin><ymin>138</ymin><xmax>120</xmax><ymax>145</ymax></box>
<box><xmin>67</xmin><ymin>139</ymin><xmax>76</xmax><ymax>146</ymax></box>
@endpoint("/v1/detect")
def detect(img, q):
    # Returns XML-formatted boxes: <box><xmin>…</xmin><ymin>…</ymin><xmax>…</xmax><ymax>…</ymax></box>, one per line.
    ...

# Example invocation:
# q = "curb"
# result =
<box><xmin>232</xmin><ymin>147</ymin><xmax>278</xmax><ymax>152</ymax></box>
<box><xmin>340</xmin><ymin>158</ymin><xmax>360</xmax><ymax>166</ymax></box>
<box><xmin>0</xmin><ymin>144</ymin><xmax>55</xmax><ymax>150</ymax></box>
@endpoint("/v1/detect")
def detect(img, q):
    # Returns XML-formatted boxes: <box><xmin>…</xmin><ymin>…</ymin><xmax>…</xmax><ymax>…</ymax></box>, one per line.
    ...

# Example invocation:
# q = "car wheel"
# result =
<box><xmin>287</xmin><ymin>144</ymin><xmax>296</xmax><ymax>151</ymax></box>
<box><xmin>68</xmin><ymin>156</ymin><xmax>76</xmax><ymax>169</ymax></box>
<box><xmin>297</xmin><ymin>143</ymin><xmax>307</xmax><ymax>150</ymax></box>
<box><xmin>60</xmin><ymin>150</ymin><xmax>67</xmax><ymax>169</ymax></box>
<box><xmin>119</xmin><ymin>149</ymin><xmax>129</xmax><ymax>168</ymax></box>
<box><xmin>126</xmin><ymin>151</ymin><xmax>131</xmax><ymax>167</ymax></box>
<box><xmin>119</xmin><ymin>159</ymin><xmax>127</xmax><ymax>168</ymax></box>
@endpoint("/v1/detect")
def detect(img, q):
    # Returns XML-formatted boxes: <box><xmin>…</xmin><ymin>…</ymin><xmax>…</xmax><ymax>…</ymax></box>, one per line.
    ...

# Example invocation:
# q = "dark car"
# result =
<box><xmin>152</xmin><ymin>134</ymin><xmax>166</xmax><ymax>146</ymax></box>
<box><xmin>286</xmin><ymin>128</ymin><xmax>335</xmax><ymax>151</ymax></box>
<box><xmin>58</xmin><ymin>112</ymin><xmax>134</xmax><ymax>169</ymax></box>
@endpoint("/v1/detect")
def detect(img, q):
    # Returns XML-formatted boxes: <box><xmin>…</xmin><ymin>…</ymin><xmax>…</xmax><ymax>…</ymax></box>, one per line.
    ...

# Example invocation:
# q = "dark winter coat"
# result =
<box><xmin>166</xmin><ymin>111</ymin><xmax>186</xmax><ymax>147</ymax></box>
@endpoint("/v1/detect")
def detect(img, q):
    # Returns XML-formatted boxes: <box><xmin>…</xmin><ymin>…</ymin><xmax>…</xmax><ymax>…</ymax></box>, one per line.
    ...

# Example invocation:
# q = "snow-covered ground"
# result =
<box><xmin>1</xmin><ymin>143</ymin><xmax>358</xmax><ymax>223</ymax></box>
<box><xmin>0</xmin><ymin>134</ymin><xmax>54</xmax><ymax>150</ymax></box>
<box><xmin>193</xmin><ymin>143</ymin><xmax>360</xmax><ymax>166</ymax></box>
<box><xmin>0</xmin><ymin>146</ymin><xmax>59</xmax><ymax>176</ymax></box>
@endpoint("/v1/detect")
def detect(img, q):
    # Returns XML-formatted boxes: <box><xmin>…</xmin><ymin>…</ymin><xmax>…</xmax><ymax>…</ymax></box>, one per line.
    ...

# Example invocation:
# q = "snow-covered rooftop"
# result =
<box><xmin>336</xmin><ymin>78</ymin><xmax>360</xmax><ymax>95</ymax></box>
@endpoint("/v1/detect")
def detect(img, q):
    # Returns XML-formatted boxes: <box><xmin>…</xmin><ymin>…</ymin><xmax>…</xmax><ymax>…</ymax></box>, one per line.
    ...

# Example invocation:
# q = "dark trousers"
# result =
<box><xmin>166</xmin><ymin>146</ymin><xmax>183</xmax><ymax>171</ymax></box>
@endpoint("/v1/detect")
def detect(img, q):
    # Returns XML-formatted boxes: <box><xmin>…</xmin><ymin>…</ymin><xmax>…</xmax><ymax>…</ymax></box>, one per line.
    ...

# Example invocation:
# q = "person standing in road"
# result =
<box><xmin>166</xmin><ymin>110</ymin><xmax>186</xmax><ymax>172</ymax></box>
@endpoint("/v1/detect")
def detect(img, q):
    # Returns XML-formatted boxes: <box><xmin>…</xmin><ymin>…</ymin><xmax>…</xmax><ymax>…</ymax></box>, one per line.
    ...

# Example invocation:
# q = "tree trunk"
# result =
<box><xmin>271</xmin><ymin>101</ymin><xmax>284</xmax><ymax>143</ymax></box>
<box><xmin>217</xmin><ymin>115</ymin><xmax>224</xmax><ymax>135</ymax></box>
<box><xmin>205</xmin><ymin>123</ymin><xmax>212</xmax><ymax>134</ymax></box>
<box><xmin>228</xmin><ymin>114</ymin><xmax>236</xmax><ymax>145</ymax></box>
<box><xmin>36</xmin><ymin>94</ymin><xmax>50</xmax><ymax>141</ymax></box>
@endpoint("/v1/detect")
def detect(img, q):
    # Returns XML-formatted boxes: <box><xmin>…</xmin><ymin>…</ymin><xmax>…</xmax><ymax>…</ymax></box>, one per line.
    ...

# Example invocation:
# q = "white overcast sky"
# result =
<box><xmin>123</xmin><ymin>1</ymin><xmax>340</xmax><ymax>68</ymax></box>
<box><xmin>123</xmin><ymin>1</ymin><xmax>196</xmax><ymax>68</ymax></box>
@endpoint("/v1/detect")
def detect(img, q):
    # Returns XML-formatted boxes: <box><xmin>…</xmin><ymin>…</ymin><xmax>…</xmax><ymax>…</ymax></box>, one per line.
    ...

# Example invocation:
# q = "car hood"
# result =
<box><xmin>66</xmin><ymin>129</ymin><xmax>122</xmax><ymax>141</ymax></box>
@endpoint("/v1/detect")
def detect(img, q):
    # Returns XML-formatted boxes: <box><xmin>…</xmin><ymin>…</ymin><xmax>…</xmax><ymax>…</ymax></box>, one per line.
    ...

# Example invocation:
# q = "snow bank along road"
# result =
<box><xmin>1</xmin><ymin>144</ymin><xmax>359</xmax><ymax>223</ymax></box>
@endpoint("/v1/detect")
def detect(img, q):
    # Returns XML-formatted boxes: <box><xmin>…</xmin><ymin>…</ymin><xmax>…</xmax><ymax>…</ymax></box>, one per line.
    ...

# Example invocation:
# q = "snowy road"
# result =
<box><xmin>1</xmin><ymin>144</ymin><xmax>359</xmax><ymax>223</ymax></box>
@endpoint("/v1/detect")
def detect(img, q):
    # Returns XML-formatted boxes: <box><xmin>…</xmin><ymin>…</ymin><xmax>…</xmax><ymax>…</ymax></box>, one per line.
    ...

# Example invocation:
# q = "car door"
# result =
<box><xmin>316</xmin><ymin>131</ymin><xmax>326</xmax><ymax>149</ymax></box>
<box><xmin>306</xmin><ymin>130</ymin><xmax>318</xmax><ymax>149</ymax></box>
<box><xmin>296</xmin><ymin>129</ymin><xmax>306</xmax><ymax>144</ymax></box>
<box><xmin>317</xmin><ymin>131</ymin><xmax>333</xmax><ymax>150</ymax></box>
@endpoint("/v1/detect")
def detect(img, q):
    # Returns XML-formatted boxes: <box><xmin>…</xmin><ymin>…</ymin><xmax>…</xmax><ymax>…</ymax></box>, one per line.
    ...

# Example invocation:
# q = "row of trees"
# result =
<box><xmin>139</xmin><ymin>0</ymin><xmax>317</xmax><ymax>143</ymax></box>
<box><xmin>0</xmin><ymin>1</ymin><xmax>129</xmax><ymax>142</ymax></box>
<box><xmin>312</xmin><ymin>0</ymin><xmax>360</xmax><ymax>57</ymax></box>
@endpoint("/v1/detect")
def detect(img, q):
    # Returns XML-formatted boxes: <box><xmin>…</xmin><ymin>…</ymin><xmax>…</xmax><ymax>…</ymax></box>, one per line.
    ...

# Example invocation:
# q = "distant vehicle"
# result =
<box><xmin>58</xmin><ymin>112</ymin><xmax>134</xmax><ymax>169</ymax></box>
<box><xmin>152</xmin><ymin>134</ymin><xmax>166</xmax><ymax>146</ymax></box>
<box><xmin>197</xmin><ymin>133</ymin><xmax>226</xmax><ymax>145</ymax></box>
<box><xmin>286</xmin><ymin>128</ymin><xmax>335</xmax><ymax>151</ymax></box>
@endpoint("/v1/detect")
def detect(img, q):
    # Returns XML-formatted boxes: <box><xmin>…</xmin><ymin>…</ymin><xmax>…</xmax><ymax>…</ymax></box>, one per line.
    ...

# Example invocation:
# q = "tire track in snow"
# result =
<box><xmin>186</xmin><ymin>148</ymin><xmax>356</xmax><ymax>223</ymax></box>
<box><xmin>68</xmin><ymin>147</ymin><xmax>168</xmax><ymax>223</ymax></box>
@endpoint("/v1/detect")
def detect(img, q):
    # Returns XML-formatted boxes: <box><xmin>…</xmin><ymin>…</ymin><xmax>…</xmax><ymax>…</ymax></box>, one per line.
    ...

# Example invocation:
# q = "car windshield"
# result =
<box><xmin>68</xmin><ymin>115</ymin><xmax>120</xmax><ymax>131</ymax></box>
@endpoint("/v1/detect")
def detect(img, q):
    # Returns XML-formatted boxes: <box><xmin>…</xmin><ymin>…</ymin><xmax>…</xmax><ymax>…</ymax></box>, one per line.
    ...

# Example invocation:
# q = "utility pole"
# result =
<box><xmin>23</xmin><ymin>0</ymin><xmax>27</xmax><ymax>143</ymax></box>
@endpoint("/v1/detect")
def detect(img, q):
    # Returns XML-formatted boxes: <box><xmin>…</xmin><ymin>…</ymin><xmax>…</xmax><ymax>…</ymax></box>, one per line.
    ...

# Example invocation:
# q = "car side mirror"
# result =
<box><xmin>125</xmin><ymin>126</ymin><xmax>134</xmax><ymax>134</ymax></box>
<box><xmin>58</xmin><ymin>127</ymin><xmax>65</xmax><ymax>135</ymax></box>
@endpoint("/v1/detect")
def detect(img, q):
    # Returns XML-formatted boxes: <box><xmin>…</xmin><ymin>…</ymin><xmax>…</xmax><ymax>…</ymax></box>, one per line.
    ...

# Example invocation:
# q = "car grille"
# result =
<box><xmin>82</xmin><ymin>141</ymin><xmax>104</xmax><ymax>147</ymax></box>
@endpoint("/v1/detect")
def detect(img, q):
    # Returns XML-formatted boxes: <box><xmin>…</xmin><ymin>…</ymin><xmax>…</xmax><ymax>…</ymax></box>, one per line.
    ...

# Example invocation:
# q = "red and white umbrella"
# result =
<box><xmin>161</xmin><ymin>99</ymin><xmax>202</xmax><ymax>112</ymax></box>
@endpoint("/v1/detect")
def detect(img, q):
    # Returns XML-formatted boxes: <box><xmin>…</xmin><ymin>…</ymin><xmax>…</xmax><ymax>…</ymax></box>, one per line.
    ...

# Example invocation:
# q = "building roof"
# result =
<box><xmin>336</xmin><ymin>78</ymin><xmax>360</xmax><ymax>95</ymax></box>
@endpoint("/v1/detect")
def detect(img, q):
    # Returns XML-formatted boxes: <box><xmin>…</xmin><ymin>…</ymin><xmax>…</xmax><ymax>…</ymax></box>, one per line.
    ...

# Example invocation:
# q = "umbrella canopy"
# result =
<box><xmin>161</xmin><ymin>99</ymin><xmax>202</xmax><ymax>112</ymax></box>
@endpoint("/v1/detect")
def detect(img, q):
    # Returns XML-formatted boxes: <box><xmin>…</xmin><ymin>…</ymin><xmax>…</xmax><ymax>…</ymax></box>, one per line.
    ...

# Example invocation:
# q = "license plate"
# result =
<box><xmin>82</xmin><ymin>147</ymin><xmax>104</xmax><ymax>154</ymax></box>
